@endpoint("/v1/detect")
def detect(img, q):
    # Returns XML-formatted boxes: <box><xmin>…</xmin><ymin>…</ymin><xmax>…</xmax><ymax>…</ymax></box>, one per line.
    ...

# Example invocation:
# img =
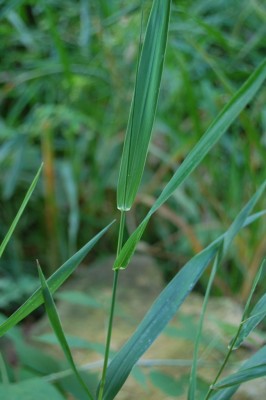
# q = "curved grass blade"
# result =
<box><xmin>212</xmin><ymin>363</ymin><xmax>266</xmax><ymax>390</ymax></box>
<box><xmin>233</xmin><ymin>260</ymin><xmax>266</xmax><ymax>349</ymax></box>
<box><xmin>114</xmin><ymin>58</ymin><xmax>266</xmax><ymax>269</ymax></box>
<box><xmin>0</xmin><ymin>220</ymin><xmax>115</xmax><ymax>337</ymax></box>
<box><xmin>226</xmin><ymin>258</ymin><xmax>266</xmax><ymax>351</ymax></box>
<box><xmin>205</xmin><ymin>256</ymin><xmax>266</xmax><ymax>399</ymax></box>
<box><xmin>117</xmin><ymin>0</ymin><xmax>171</xmax><ymax>211</ymax></box>
<box><xmin>209</xmin><ymin>345</ymin><xmax>266</xmax><ymax>400</ymax></box>
<box><xmin>0</xmin><ymin>163</ymin><xmax>43</xmax><ymax>259</ymax></box>
<box><xmin>102</xmin><ymin>245</ymin><xmax>218</xmax><ymax>400</ymax></box>
<box><xmin>37</xmin><ymin>263</ymin><xmax>94</xmax><ymax>400</ymax></box>
<box><xmin>242</xmin><ymin>258</ymin><xmax>266</xmax><ymax>317</ymax></box>
<box><xmin>100</xmin><ymin>184</ymin><xmax>265</xmax><ymax>399</ymax></box>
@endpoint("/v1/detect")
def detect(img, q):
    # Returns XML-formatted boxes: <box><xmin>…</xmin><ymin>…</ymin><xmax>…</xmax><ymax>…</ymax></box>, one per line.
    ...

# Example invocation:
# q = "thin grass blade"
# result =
<box><xmin>222</xmin><ymin>182</ymin><xmax>266</xmax><ymax>253</ymax></box>
<box><xmin>188</xmin><ymin>241</ymin><xmax>224</xmax><ymax>400</ymax></box>
<box><xmin>37</xmin><ymin>263</ymin><xmax>94</xmax><ymax>400</ymax></box>
<box><xmin>113</xmin><ymin>209</ymin><xmax>266</xmax><ymax>272</ymax></box>
<box><xmin>206</xmin><ymin>256</ymin><xmax>266</xmax><ymax>399</ymax></box>
<box><xmin>0</xmin><ymin>163</ymin><xmax>43</xmax><ymax>259</ymax></box>
<box><xmin>209</xmin><ymin>345</ymin><xmax>266</xmax><ymax>399</ymax></box>
<box><xmin>0</xmin><ymin>220</ymin><xmax>115</xmax><ymax>337</ymax></box>
<box><xmin>212</xmin><ymin>363</ymin><xmax>266</xmax><ymax>389</ymax></box>
<box><xmin>233</xmin><ymin>260</ymin><xmax>266</xmax><ymax>349</ymax></box>
<box><xmin>117</xmin><ymin>0</ymin><xmax>171</xmax><ymax>211</ymax></box>
<box><xmin>114</xmin><ymin>59</ymin><xmax>266</xmax><ymax>269</ymax></box>
<box><xmin>104</xmin><ymin>246</ymin><xmax>218</xmax><ymax>400</ymax></box>
<box><xmin>100</xmin><ymin>184</ymin><xmax>265</xmax><ymax>399</ymax></box>
<box><xmin>229</xmin><ymin>259</ymin><xmax>266</xmax><ymax>350</ymax></box>
<box><xmin>241</xmin><ymin>258</ymin><xmax>266</xmax><ymax>320</ymax></box>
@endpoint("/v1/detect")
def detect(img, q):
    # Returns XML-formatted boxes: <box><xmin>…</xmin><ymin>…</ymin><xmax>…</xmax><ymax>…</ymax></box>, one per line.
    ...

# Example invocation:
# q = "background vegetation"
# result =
<box><xmin>0</xmin><ymin>0</ymin><xmax>265</xmax><ymax>327</ymax></box>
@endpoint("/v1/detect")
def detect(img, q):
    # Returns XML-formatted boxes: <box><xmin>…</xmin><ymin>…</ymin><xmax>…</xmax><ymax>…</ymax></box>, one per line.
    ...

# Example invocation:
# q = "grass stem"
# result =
<box><xmin>98</xmin><ymin>211</ymin><xmax>126</xmax><ymax>400</ymax></box>
<box><xmin>204</xmin><ymin>325</ymin><xmax>242</xmax><ymax>400</ymax></box>
<box><xmin>188</xmin><ymin>247</ymin><xmax>221</xmax><ymax>399</ymax></box>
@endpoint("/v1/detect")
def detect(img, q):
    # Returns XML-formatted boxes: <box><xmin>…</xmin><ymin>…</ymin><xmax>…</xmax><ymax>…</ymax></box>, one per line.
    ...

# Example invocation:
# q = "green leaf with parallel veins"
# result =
<box><xmin>117</xmin><ymin>0</ymin><xmax>171</xmax><ymax>211</ymax></box>
<box><xmin>213</xmin><ymin>363</ymin><xmax>266</xmax><ymax>389</ymax></box>
<box><xmin>210</xmin><ymin>345</ymin><xmax>266</xmax><ymax>399</ymax></box>
<box><xmin>114</xmin><ymin>58</ymin><xmax>266</xmax><ymax>270</ymax></box>
<box><xmin>0</xmin><ymin>164</ymin><xmax>42</xmax><ymax>259</ymax></box>
<box><xmin>233</xmin><ymin>267</ymin><xmax>266</xmax><ymax>350</ymax></box>
<box><xmin>38</xmin><ymin>264</ymin><xmax>94</xmax><ymax>400</ymax></box>
<box><xmin>99</xmin><ymin>181</ymin><xmax>266</xmax><ymax>399</ymax></box>
<box><xmin>0</xmin><ymin>220</ymin><xmax>115</xmax><ymax>337</ymax></box>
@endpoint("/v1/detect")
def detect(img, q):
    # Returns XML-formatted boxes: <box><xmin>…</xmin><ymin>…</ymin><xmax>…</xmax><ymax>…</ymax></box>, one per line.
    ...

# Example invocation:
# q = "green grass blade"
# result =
<box><xmin>0</xmin><ymin>163</ymin><xmax>43</xmax><ymax>259</ymax></box>
<box><xmin>37</xmin><ymin>264</ymin><xmax>94</xmax><ymax>400</ymax></box>
<box><xmin>219</xmin><ymin>258</ymin><xmax>266</xmax><ymax>354</ymax></box>
<box><xmin>113</xmin><ymin>219</ymin><xmax>148</xmax><ymax>270</ymax></box>
<box><xmin>205</xmin><ymin>256</ymin><xmax>266</xmax><ymax>399</ymax></box>
<box><xmin>233</xmin><ymin>265</ymin><xmax>266</xmax><ymax>350</ymax></box>
<box><xmin>100</xmin><ymin>184</ymin><xmax>265</xmax><ymax>399</ymax></box>
<box><xmin>212</xmin><ymin>364</ymin><xmax>266</xmax><ymax>390</ymax></box>
<box><xmin>117</xmin><ymin>0</ymin><xmax>171</xmax><ymax>211</ymax></box>
<box><xmin>104</xmin><ymin>246</ymin><xmax>218</xmax><ymax>400</ymax></box>
<box><xmin>241</xmin><ymin>258</ymin><xmax>266</xmax><ymax>320</ymax></box>
<box><xmin>209</xmin><ymin>345</ymin><xmax>266</xmax><ymax>400</ymax></box>
<box><xmin>114</xmin><ymin>59</ymin><xmax>266</xmax><ymax>269</ymax></box>
<box><xmin>0</xmin><ymin>221</ymin><xmax>115</xmax><ymax>337</ymax></box>
<box><xmin>222</xmin><ymin>182</ymin><xmax>266</xmax><ymax>254</ymax></box>
<box><xmin>148</xmin><ymin>59</ymin><xmax>266</xmax><ymax>216</ymax></box>
<box><xmin>112</xmin><ymin>209</ymin><xmax>265</xmax><ymax>271</ymax></box>
<box><xmin>188</xmin><ymin>242</ymin><xmax>224</xmax><ymax>400</ymax></box>
<box><xmin>225</xmin><ymin>258</ymin><xmax>266</xmax><ymax>352</ymax></box>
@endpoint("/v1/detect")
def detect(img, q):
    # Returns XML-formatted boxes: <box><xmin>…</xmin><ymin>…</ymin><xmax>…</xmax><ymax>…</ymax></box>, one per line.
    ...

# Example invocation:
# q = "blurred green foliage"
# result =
<box><xmin>0</xmin><ymin>0</ymin><xmax>265</xmax><ymax>310</ymax></box>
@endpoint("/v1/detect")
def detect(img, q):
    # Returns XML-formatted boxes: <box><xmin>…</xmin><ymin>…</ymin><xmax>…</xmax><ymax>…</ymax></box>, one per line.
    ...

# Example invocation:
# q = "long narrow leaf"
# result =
<box><xmin>213</xmin><ymin>363</ymin><xmax>266</xmax><ymax>389</ymax></box>
<box><xmin>117</xmin><ymin>0</ymin><xmax>171</xmax><ymax>211</ymax></box>
<box><xmin>188</xmin><ymin>242</ymin><xmax>224</xmax><ymax>400</ymax></box>
<box><xmin>113</xmin><ymin>208</ymin><xmax>266</xmax><ymax>272</ymax></box>
<box><xmin>0</xmin><ymin>221</ymin><xmax>115</xmax><ymax>337</ymax></box>
<box><xmin>210</xmin><ymin>345</ymin><xmax>266</xmax><ymax>399</ymax></box>
<box><xmin>233</xmin><ymin>267</ymin><xmax>266</xmax><ymax>349</ymax></box>
<box><xmin>0</xmin><ymin>163</ymin><xmax>43</xmax><ymax>258</ymax></box>
<box><xmin>242</xmin><ymin>258</ymin><xmax>265</xmax><ymax>320</ymax></box>
<box><xmin>114</xmin><ymin>58</ymin><xmax>266</xmax><ymax>269</ymax></box>
<box><xmin>226</xmin><ymin>258</ymin><xmax>266</xmax><ymax>351</ymax></box>
<box><xmin>103</xmin><ymin>246</ymin><xmax>218</xmax><ymax>400</ymax></box>
<box><xmin>38</xmin><ymin>264</ymin><xmax>94</xmax><ymax>400</ymax></box>
<box><xmin>100</xmin><ymin>183</ymin><xmax>265</xmax><ymax>399</ymax></box>
<box><xmin>207</xmin><ymin>257</ymin><xmax>266</xmax><ymax>399</ymax></box>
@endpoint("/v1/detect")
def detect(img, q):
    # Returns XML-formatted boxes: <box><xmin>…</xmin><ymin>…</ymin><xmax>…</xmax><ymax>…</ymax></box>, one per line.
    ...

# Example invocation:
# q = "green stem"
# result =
<box><xmin>204</xmin><ymin>324</ymin><xmax>242</xmax><ymax>400</ymax></box>
<box><xmin>188</xmin><ymin>250</ymin><xmax>220</xmax><ymax>400</ymax></box>
<box><xmin>98</xmin><ymin>211</ymin><xmax>126</xmax><ymax>400</ymax></box>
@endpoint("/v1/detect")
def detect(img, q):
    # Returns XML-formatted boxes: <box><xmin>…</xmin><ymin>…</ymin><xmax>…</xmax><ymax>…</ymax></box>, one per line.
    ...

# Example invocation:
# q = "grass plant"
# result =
<box><xmin>0</xmin><ymin>0</ymin><xmax>266</xmax><ymax>399</ymax></box>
